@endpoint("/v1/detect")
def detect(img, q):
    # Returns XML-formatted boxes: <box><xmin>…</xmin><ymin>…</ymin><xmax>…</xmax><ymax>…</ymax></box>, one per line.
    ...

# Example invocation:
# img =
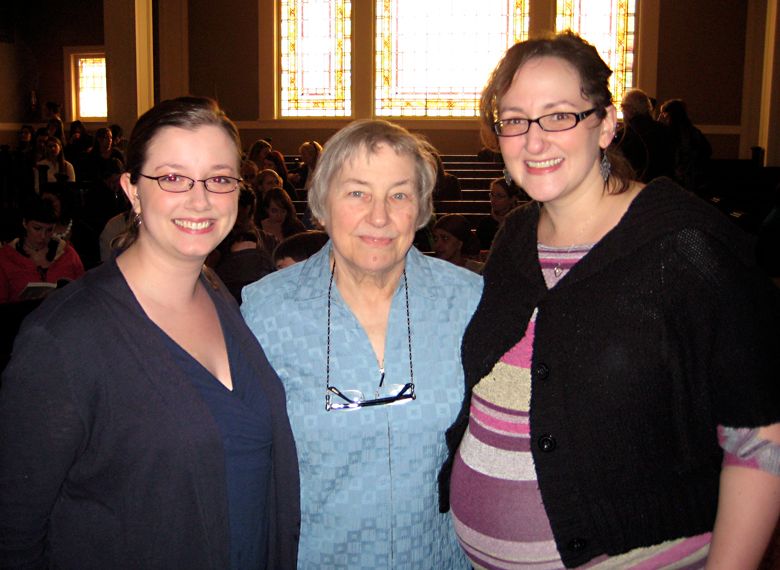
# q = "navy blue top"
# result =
<box><xmin>162</xmin><ymin>317</ymin><xmax>273</xmax><ymax>570</ymax></box>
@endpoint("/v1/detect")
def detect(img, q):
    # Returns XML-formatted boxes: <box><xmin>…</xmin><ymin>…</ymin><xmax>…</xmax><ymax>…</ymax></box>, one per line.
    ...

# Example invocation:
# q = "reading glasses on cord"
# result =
<box><xmin>493</xmin><ymin>108</ymin><xmax>598</xmax><ymax>137</ymax></box>
<box><xmin>138</xmin><ymin>173</ymin><xmax>242</xmax><ymax>194</ymax></box>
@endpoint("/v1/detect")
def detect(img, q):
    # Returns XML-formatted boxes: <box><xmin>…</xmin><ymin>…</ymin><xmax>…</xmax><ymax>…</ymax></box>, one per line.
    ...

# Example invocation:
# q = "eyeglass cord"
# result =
<box><xmin>326</xmin><ymin>258</ymin><xmax>413</xmax><ymax>402</ymax></box>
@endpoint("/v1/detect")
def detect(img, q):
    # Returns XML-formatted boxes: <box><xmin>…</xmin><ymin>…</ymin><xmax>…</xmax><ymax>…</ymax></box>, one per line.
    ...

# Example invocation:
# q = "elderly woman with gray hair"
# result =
<box><xmin>242</xmin><ymin>119</ymin><xmax>482</xmax><ymax>568</ymax></box>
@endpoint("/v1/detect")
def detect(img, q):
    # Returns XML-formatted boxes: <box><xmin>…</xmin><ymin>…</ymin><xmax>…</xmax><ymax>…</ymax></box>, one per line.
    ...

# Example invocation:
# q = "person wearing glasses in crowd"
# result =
<box><xmin>438</xmin><ymin>32</ymin><xmax>780</xmax><ymax>569</ymax></box>
<box><xmin>0</xmin><ymin>97</ymin><xmax>300</xmax><ymax>570</ymax></box>
<box><xmin>242</xmin><ymin>119</ymin><xmax>482</xmax><ymax>569</ymax></box>
<box><xmin>476</xmin><ymin>177</ymin><xmax>527</xmax><ymax>250</ymax></box>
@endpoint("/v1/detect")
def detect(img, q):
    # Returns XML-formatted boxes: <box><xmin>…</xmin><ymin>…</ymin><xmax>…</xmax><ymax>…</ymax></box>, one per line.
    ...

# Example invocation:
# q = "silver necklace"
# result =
<box><xmin>553</xmin><ymin>243</ymin><xmax>577</xmax><ymax>278</ymax></box>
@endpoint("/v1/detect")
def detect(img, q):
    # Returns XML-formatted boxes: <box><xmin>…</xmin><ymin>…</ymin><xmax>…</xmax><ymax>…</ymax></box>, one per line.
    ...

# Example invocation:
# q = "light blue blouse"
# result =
<box><xmin>242</xmin><ymin>243</ymin><xmax>482</xmax><ymax>569</ymax></box>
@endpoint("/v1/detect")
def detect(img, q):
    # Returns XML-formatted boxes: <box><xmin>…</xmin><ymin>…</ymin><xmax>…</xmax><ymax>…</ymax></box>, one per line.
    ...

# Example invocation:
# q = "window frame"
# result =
<box><xmin>63</xmin><ymin>45</ymin><xmax>108</xmax><ymax>123</ymax></box>
<box><xmin>268</xmin><ymin>0</ymin><xmax>645</xmax><ymax>123</ymax></box>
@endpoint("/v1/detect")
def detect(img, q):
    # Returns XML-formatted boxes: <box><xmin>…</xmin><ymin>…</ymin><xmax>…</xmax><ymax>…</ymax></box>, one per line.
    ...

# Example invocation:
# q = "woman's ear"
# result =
<box><xmin>599</xmin><ymin>104</ymin><xmax>618</xmax><ymax>149</ymax></box>
<box><xmin>120</xmin><ymin>173</ymin><xmax>141</xmax><ymax>215</ymax></box>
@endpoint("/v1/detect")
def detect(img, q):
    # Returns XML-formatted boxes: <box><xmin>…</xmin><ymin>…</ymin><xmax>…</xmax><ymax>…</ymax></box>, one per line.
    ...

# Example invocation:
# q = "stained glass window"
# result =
<box><xmin>76</xmin><ymin>56</ymin><xmax>107</xmax><ymax>119</ymax></box>
<box><xmin>280</xmin><ymin>0</ymin><xmax>352</xmax><ymax>117</ymax></box>
<box><xmin>556</xmin><ymin>0</ymin><xmax>636</xmax><ymax>109</ymax></box>
<box><xmin>375</xmin><ymin>0</ymin><xmax>528</xmax><ymax>117</ymax></box>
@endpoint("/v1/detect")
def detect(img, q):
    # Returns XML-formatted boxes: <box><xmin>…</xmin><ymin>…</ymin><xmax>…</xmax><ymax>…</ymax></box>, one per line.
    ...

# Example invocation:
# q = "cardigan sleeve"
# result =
<box><xmin>0</xmin><ymin>321</ymin><xmax>90</xmax><ymax>568</ymax></box>
<box><xmin>666</xmin><ymin>226</ymin><xmax>780</xmax><ymax>427</ymax></box>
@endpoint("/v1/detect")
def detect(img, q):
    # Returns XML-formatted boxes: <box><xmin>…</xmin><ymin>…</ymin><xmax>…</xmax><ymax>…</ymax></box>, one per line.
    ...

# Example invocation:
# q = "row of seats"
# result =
<box><xmin>287</xmin><ymin>156</ymin><xmax>504</xmax><ymax>225</ymax></box>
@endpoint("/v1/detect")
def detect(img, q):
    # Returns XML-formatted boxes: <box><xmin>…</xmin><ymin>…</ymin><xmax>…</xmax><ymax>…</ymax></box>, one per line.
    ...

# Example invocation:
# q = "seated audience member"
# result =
<box><xmin>246</xmin><ymin>138</ymin><xmax>272</xmax><ymax>170</ymax></box>
<box><xmin>426</xmin><ymin>144</ymin><xmax>461</xmax><ymax>200</ymax></box>
<box><xmin>95</xmin><ymin>164</ymin><xmax>133</xmax><ymax>264</ymax></box>
<box><xmin>262</xmin><ymin>150</ymin><xmax>298</xmax><ymax>200</ymax></box>
<box><xmin>257</xmin><ymin>168</ymin><xmax>283</xmax><ymax>196</ymax></box>
<box><xmin>32</xmin><ymin>129</ymin><xmax>49</xmax><ymax>164</ymax></box>
<box><xmin>209</xmin><ymin>188</ymin><xmax>276</xmax><ymax>303</ymax></box>
<box><xmin>288</xmin><ymin>140</ymin><xmax>322</xmax><ymax>189</ymax></box>
<box><xmin>615</xmin><ymin>88</ymin><xmax>675</xmax><ymax>182</ymax></box>
<box><xmin>433</xmin><ymin>214</ymin><xmax>483</xmax><ymax>273</ymax></box>
<box><xmin>109</xmin><ymin>123</ymin><xmax>128</xmax><ymax>156</ymax></box>
<box><xmin>39</xmin><ymin>187</ymin><xmax>74</xmax><ymax>243</ymax></box>
<box><xmin>99</xmin><ymin>209</ymin><xmax>132</xmax><ymax>263</ymax></box>
<box><xmin>41</xmin><ymin>186</ymin><xmax>101</xmax><ymax>270</ymax></box>
<box><xmin>241</xmin><ymin>159</ymin><xmax>260</xmax><ymax>192</ymax></box>
<box><xmin>237</xmin><ymin>187</ymin><xmax>277</xmax><ymax>251</ymax></box>
<box><xmin>658</xmin><ymin>98</ymin><xmax>712</xmax><ymax>193</ymax></box>
<box><xmin>46</xmin><ymin>116</ymin><xmax>65</xmax><ymax>143</ymax></box>
<box><xmin>84</xmin><ymin>157</ymin><xmax>128</xmax><ymax>234</ymax></box>
<box><xmin>79</xmin><ymin>127</ymin><xmax>125</xmax><ymax>183</ymax></box>
<box><xmin>253</xmin><ymin>169</ymin><xmax>284</xmax><ymax>225</ymax></box>
<box><xmin>0</xmin><ymin>197</ymin><xmax>84</xmax><ymax>303</ymax></box>
<box><xmin>33</xmin><ymin>137</ymin><xmax>76</xmax><ymax>193</ymax></box>
<box><xmin>10</xmin><ymin>125</ymin><xmax>36</xmax><ymax>193</ymax></box>
<box><xmin>14</xmin><ymin>125</ymin><xmax>35</xmax><ymax>159</ymax></box>
<box><xmin>272</xmin><ymin>230</ymin><xmax>329</xmax><ymax>270</ymax></box>
<box><xmin>260</xmin><ymin>187</ymin><xmax>306</xmax><ymax>244</ymax></box>
<box><xmin>215</xmin><ymin>230</ymin><xmax>275</xmax><ymax>305</ymax></box>
<box><xmin>477</xmin><ymin>177</ymin><xmax>525</xmax><ymax>250</ymax></box>
<box><xmin>64</xmin><ymin>120</ymin><xmax>92</xmax><ymax>165</ymax></box>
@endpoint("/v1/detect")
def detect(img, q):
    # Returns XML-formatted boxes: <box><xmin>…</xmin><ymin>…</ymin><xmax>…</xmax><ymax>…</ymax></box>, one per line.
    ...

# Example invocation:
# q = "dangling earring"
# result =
<box><xmin>600</xmin><ymin>149</ymin><xmax>611</xmax><ymax>182</ymax></box>
<box><xmin>133</xmin><ymin>211</ymin><xmax>143</xmax><ymax>227</ymax></box>
<box><xmin>503</xmin><ymin>168</ymin><xmax>512</xmax><ymax>186</ymax></box>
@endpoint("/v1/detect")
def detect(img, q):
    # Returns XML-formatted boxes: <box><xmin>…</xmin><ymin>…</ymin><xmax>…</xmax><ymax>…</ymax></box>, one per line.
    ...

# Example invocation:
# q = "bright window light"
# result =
<box><xmin>280</xmin><ymin>0</ymin><xmax>352</xmax><ymax>117</ymax></box>
<box><xmin>76</xmin><ymin>56</ymin><xmax>107</xmax><ymax>119</ymax></box>
<box><xmin>375</xmin><ymin>0</ymin><xmax>528</xmax><ymax>117</ymax></box>
<box><xmin>556</xmin><ymin>0</ymin><xmax>636</xmax><ymax>110</ymax></box>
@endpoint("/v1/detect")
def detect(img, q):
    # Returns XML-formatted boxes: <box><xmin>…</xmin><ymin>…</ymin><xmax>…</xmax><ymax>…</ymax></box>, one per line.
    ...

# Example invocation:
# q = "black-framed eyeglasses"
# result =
<box><xmin>493</xmin><ymin>108</ymin><xmax>599</xmax><ymax>137</ymax></box>
<box><xmin>324</xmin><ymin>258</ymin><xmax>416</xmax><ymax>412</ymax></box>
<box><xmin>138</xmin><ymin>173</ymin><xmax>242</xmax><ymax>194</ymax></box>
<box><xmin>325</xmin><ymin>382</ymin><xmax>416</xmax><ymax>411</ymax></box>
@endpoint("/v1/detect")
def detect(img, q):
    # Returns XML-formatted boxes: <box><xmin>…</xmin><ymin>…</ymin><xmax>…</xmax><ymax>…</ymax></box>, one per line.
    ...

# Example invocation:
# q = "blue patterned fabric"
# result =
<box><xmin>242</xmin><ymin>243</ymin><xmax>482</xmax><ymax>569</ymax></box>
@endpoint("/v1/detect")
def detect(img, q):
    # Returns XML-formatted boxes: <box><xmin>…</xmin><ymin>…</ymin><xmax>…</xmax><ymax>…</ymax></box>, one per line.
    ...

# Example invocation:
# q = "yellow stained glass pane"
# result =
<box><xmin>556</xmin><ymin>0</ymin><xmax>636</xmax><ymax>110</ymax></box>
<box><xmin>375</xmin><ymin>0</ymin><xmax>528</xmax><ymax>117</ymax></box>
<box><xmin>77</xmin><ymin>57</ymin><xmax>107</xmax><ymax>118</ymax></box>
<box><xmin>280</xmin><ymin>0</ymin><xmax>352</xmax><ymax>117</ymax></box>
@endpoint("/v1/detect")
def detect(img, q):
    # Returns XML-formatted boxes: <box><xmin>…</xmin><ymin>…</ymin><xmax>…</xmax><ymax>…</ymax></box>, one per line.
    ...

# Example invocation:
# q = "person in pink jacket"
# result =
<box><xmin>0</xmin><ymin>197</ymin><xmax>84</xmax><ymax>303</ymax></box>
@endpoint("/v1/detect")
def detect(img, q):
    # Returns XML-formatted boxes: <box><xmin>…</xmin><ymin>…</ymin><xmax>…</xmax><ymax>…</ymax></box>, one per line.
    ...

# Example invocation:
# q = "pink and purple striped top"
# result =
<box><xmin>449</xmin><ymin>243</ymin><xmax>777</xmax><ymax>569</ymax></box>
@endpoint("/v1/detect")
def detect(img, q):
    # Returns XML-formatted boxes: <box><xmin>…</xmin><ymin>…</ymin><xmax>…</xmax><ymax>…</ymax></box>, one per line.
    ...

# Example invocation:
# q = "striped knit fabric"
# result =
<box><xmin>449</xmin><ymin>244</ymin><xmax>712</xmax><ymax>569</ymax></box>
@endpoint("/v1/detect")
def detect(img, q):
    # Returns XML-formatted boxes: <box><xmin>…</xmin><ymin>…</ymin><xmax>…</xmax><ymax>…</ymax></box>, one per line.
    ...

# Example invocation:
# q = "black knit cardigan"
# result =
<box><xmin>438</xmin><ymin>178</ymin><xmax>780</xmax><ymax>568</ymax></box>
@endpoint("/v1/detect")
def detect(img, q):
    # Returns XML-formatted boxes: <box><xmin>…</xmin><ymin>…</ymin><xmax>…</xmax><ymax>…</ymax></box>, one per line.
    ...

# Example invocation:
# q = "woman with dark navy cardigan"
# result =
<box><xmin>0</xmin><ymin>97</ymin><xmax>300</xmax><ymax>570</ymax></box>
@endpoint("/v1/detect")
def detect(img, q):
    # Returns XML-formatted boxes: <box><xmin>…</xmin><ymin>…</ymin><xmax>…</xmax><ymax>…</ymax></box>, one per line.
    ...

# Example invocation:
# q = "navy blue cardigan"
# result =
<box><xmin>439</xmin><ymin>178</ymin><xmax>780</xmax><ymax>567</ymax></box>
<box><xmin>0</xmin><ymin>258</ymin><xmax>300</xmax><ymax>569</ymax></box>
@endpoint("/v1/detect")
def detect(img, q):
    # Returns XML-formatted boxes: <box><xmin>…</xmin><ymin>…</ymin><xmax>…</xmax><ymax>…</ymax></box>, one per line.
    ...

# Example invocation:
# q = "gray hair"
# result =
<box><xmin>308</xmin><ymin>119</ymin><xmax>436</xmax><ymax>229</ymax></box>
<box><xmin>621</xmin><ymin>88</ymin><xmax>653</xmax><ymax>119</ymax></box>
